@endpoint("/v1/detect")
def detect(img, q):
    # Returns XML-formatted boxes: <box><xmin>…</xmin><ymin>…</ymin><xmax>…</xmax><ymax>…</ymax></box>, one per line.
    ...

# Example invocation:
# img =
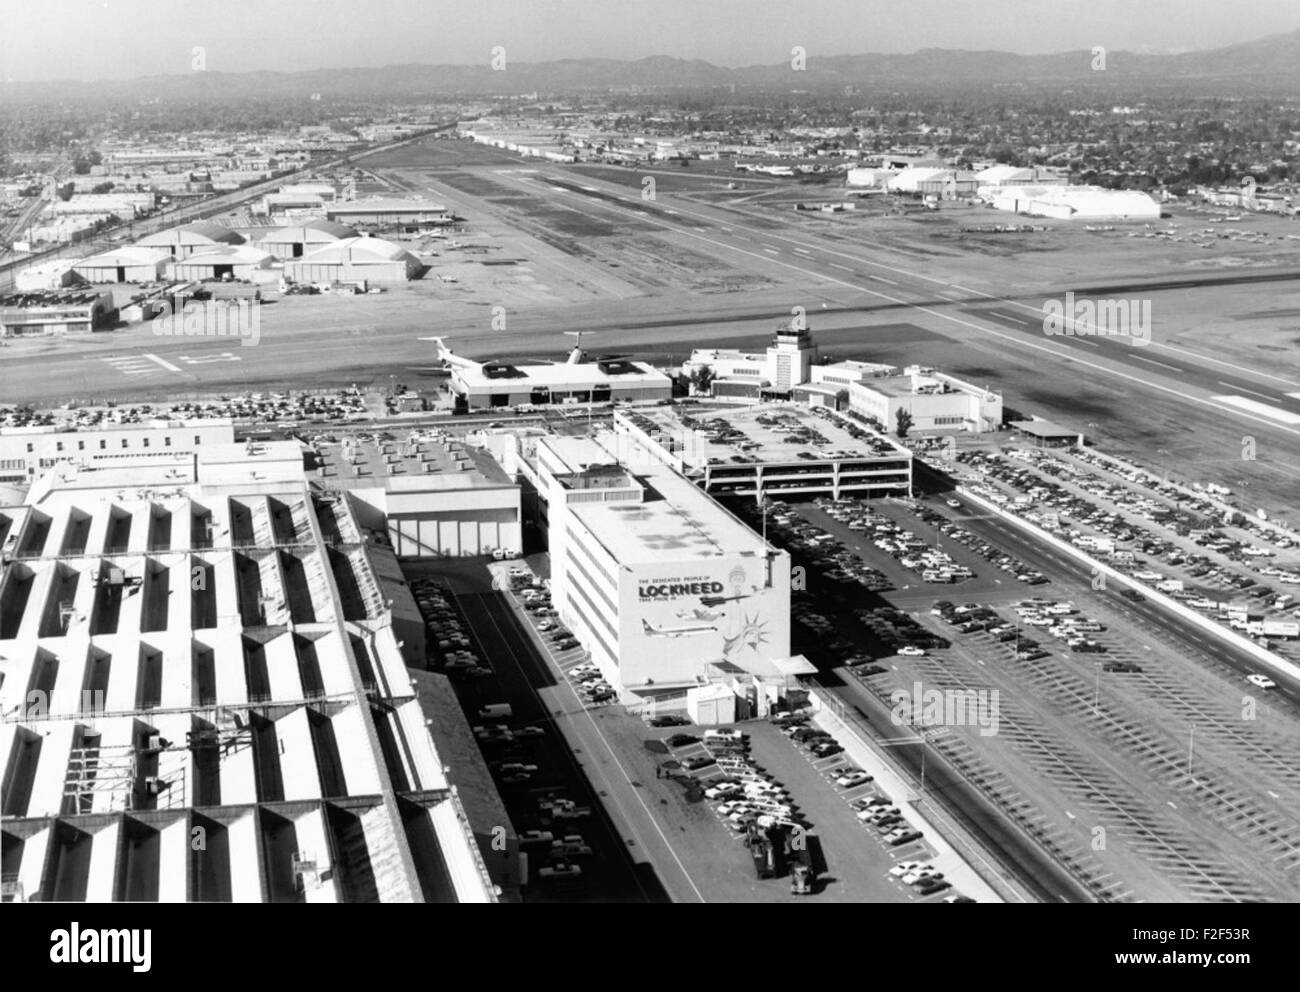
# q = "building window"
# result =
<box><xmin>194</xmin><ymin>436</ymin><xmax>201</xmax><ymax>445</ymax></box>
<box><xmin>78</xmin><ymin>441</ymin><xmax>85</xmax><ymax>451</ymax></box>
<box><xmin>25</xmin><ymin>443</ymin><xmax>33</xmax><ymax>453</ymax></box>
<box><xmin>142</xmin><ymin>437</ymin><xmax>150</xmax><ymax>448</ymax></box>
<box><xmin>121</xmin><ymin>438</ymin><xmax>129</xmax><ymax>448</ymax></box>
<box><xmin>56</xmin><ymin>442</ymin><xmax>64</xmax><ymax>452</ymax></box>
<box><xmin>164</xmin><ymin>436</ymin><xmax>172</xmax><ymax>447</ymax></box>
<box><xmin>100</xmin><ymin>440</ymin><xmax>107</xmax><ymax>450</ymax></box>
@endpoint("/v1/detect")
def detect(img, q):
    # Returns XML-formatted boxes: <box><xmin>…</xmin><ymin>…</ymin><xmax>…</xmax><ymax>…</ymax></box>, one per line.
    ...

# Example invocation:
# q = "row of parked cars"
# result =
<box><xmin>685</xmin><ymin>729</ymin><xmax>809</xmax><ymax>835</ymax></box>
<box><xmin>841</xmin><ymin>504</ymin><xmax>974</xmax><ymax>584</ymax></box>
<box><xmin>857</xmin><ymin>605</ymin><xmax>950</xmax><ymax>657</ymax></box>
<box><xmin>912</xmin><ymin>502</ymin><xmax>1047</xmax><ymax>584</ymax></box>
<box><xmin>959</xmin><ymin>449</ymin><xmax>1298</xmax><ymax>642</ymax></box>
<box><xmin>753</xmin><ymin>498</ymin><xmax>893</xmax><ymax>592</ymax></box>
<box><xmin>412</xmin><ymin>578</ymin><xmax>494</xmax><ymax>678</ymax></box>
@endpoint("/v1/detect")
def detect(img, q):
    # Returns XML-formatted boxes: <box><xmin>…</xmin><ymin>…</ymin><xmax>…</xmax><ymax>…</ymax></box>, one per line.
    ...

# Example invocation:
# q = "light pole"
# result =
<box><xmin>879</xmin><ymin>726</ymin><xmax>949</xmax><ymax>797</ymax></box>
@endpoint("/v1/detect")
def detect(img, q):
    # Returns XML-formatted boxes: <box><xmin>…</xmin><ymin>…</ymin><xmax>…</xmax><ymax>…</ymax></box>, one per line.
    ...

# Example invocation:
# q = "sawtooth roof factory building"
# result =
<box><xmin>0</xmin><ymin>439</ymin><xmax>495</xmax><ymax>903</ymax></box>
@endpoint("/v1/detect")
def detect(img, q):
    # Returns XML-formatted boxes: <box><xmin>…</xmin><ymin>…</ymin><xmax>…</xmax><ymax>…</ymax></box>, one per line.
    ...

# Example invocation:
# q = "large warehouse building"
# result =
<box><xmin>169</xmin><ymin>245</ymin><xmax>275</xmax><ymax>282</ymax></box>
<box><xmin>989</xmin><ymin>185</ymin><xmax>1161</xmax><ymax>220</ymax></box>
<box><xmin>0</xmin><ymin>438</ymin><xmax>495</xmax><ymax>902</ymax></box>
<box><xmin>313</xmin><ymin>428</ymin><xmax>522</xmax><ymax>559</ymax></box>
<box><xmin>136</xmin><ymin>222</ymin><xmax>246</xmax><ymax>259</ymax></box>
<box><xmin>257</xmin><ymin>221</ymin><xmax>359</xmax><ymax>259</ymax></box>
<box><xmin>324</xmin><ymin>198</ymin><xmax>450</xmax><ymax>230</ymax></box>
<box><xmin>73</xmin><ymin>247</ymin><xmax>168</xmax><ymax>284</ymax></box>
<box><xmin>283</xmin><ymin>236</ymin><xmax>422</xmax><ymax>284</ymax></box>
<box><xmin>509</xmin><ymin>430</ymin><xmax>810</xmax><ymax>714</ymax></box>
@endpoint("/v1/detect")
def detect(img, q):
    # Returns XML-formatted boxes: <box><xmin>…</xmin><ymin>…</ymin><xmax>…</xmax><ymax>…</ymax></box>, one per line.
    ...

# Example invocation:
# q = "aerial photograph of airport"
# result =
<box><xmin>0</xmin><ymin>0</ymin><xmax>1297</xmax><ymax>933</ymax></box>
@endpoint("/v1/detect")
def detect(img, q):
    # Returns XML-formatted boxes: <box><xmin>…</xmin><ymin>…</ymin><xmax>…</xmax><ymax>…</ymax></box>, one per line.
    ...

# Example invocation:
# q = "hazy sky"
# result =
<box><xmin>2</xmin><ymin>0</ymin><xmax>1298</xmax><ymax>82</ymax></box>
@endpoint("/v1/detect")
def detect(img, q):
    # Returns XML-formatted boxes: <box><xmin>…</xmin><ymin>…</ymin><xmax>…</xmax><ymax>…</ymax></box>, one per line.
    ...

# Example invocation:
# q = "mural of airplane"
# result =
<box><xmin>675</xmin><ymin>607</ymin><xmax>722</xmax><ymax>622</ymax></box>
<box><xmin>642</xmin><ymin>618</ymin><xmax>717</xmax><ymax>638</ymax></box>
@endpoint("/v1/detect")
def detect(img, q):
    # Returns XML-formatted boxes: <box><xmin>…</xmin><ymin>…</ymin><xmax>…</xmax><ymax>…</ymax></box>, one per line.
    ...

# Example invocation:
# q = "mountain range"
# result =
<box><xmin>3</xmin><ymin>30</ymin><xmax>1298</xmax><ymax>102</ymax></box>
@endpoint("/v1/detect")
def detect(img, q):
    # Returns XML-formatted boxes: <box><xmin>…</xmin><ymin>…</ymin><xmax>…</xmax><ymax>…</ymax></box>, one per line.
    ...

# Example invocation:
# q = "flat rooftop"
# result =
<box><xmin>455</xmin><ymin>359</ymin><xmax>670</xmax><ymax>391</ymax></box>
<box><xmin>556</xmin><ymin>431</ymin><xmax>772</xmax><ymax>564</ymax></box>
<box><xmin>314</xmin><ymin>428</ymin><xmax>512</xmax><ymax>488</ymax></box>
<box><xmin>622</xmin><ymin>404</ymin><xmax>909</xmax><ymax>468</ymax></box>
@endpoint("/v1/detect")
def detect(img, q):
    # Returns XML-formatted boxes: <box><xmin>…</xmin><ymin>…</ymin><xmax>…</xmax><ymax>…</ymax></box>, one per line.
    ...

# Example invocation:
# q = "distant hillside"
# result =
<box><xmin>3</xmin><ymin>29</ymin><xmax>1299</xmax><ymax>103</ymax></box>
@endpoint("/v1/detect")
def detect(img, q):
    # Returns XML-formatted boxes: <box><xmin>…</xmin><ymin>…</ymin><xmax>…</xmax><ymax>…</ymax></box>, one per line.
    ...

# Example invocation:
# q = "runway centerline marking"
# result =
<box><xmin>1217</xmin><ymin>381</ymin><xmax>1278</xmax><ymax>401</ymax></box>
<box><xmin>1131</xmin><ymin>355</ymin><xmax>1183</xmax><ymax>372</ymax></box>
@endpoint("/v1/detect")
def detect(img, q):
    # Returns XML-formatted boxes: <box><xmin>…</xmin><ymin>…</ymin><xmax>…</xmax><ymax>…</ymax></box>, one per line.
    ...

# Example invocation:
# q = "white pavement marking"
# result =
<box><xmin>871</xmin><ymin>275</ymin><xmax>899</xmax><ymax>286</ymax></box>
<box><xmin>178</xmin><ymin>352</ymin><xmax>242</xmax><ymax>365</ymax></box>
<box><xmin>1131</xmin><ymin>354</ymin><xmax>1183</xmax><ymax>372</ymax></box>
<box><xmin>992</xmin><ymin>312</ymin><xmax>1030</xmax><ymax>325</ymax></box>
<box><xmin>1217</xmin><ymin>381</ymin><xmax>1278</xmax><ymax>402</ymax></box>
<box><xmin>1210</xmin><ymin>395</ymin><xmax>1300</xmax><ymax>425</ymax></box>
<box><xmin>830</xmin><ymin>263</ymin><xmax>854</xmax><ymax>271</ymax></box>
<box><xmin>143</xmin><ymin>353</ymin><xmax>183</xmax><ymax>372</ymax></box>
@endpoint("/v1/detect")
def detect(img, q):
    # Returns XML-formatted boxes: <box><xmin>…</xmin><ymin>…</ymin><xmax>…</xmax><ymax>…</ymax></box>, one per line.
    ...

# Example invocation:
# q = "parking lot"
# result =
<box><xmin>719</xmin><ymin>481</ymin><xmax>1300</xmax><ymax>902</ymax></box>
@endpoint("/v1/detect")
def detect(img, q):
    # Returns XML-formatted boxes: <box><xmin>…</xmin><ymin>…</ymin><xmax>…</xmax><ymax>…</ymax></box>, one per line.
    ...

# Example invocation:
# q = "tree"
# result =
<box><xmin>895</xmin><ymin>407</ymin><xmax>914</xmax><ymax>439</ymax></box>
<box><xmin>688</xmin><ymin>365</ymin><xmax>716</xmax><ymax>396</ymax></box>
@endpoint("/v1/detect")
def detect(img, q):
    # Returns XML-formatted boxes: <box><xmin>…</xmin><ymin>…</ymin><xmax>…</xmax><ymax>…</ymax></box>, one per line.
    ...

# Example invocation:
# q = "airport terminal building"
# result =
<box><xmin>0</xmin><ymin>440</ymin><xmax>495</xmax><ymax>903</ymax></box>
<box><xmin>433</xmin><ymin>338</ymin><xmax>672</xmax><ymax>410</ymax></box>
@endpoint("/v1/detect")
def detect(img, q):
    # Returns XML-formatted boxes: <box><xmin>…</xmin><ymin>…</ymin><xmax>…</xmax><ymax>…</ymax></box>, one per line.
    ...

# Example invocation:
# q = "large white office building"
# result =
<box><xmin>507</xmin><ymin>430</ymin><xmax>809</xmax><ymax>717</ymax></box>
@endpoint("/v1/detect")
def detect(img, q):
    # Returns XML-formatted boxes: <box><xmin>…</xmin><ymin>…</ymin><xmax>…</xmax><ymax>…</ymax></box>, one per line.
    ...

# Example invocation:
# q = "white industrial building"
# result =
<box><xmin>506</xmin><ymin>430</ymin><xmax>811</xmax><ymax>714</ymax></box>
<box><xmin>973</xmin><ymin>165</ymin><xmax>1043</xmax><ymax>187</ymax></box>
<box><xmin>73</xmin><ymin>247</ymin><xmax>169</xmax><ymax>284</ymax></box>
<box><xmin>845</xmin><ymin>167</ymin><xmax>898</xmax><ymax>188</ymax></box>
<box><xmin>318</xmin><ymin>428</ymin><xmax>522</xmax><ymax>560</ymax></box>
<box><xmin>848</xmin><ymin>367</ymin><xmax>1003</xmax><ymax>433</ymax></box>
<box><xmin>323</xmin><ymin>199</ymin><xmax>449</xmax><ymax>230</ymax></box>
<box><xmin>0</xmin><ymin>438</ymin><xmax>495</xmax><ymax>902</ymax></box>
<box><xmin>989</xmin><ymin>185</ymin><xmax>1161</xmax><ymax>221</ymax></box>
<box><xmin>257</xmin><ymin>221</ymin><xmax>359</xmax><ymax>260</ymax></box>
<box><xmin>136</xmin><ymin>222</ymin><xmax>246</xmax><ymax>259</ymax></box>
<box><xmin>168</xmin><ymin>245</ymin><xmax>275</xmax><ymax>282</ymax></box>
<box><xmin>283</xmin><ymin>236</ymin><xmax>422</xmax><ymax>284</ymax></box>
<box><xmin>0</xmin><ymin>419</ymin><xmax>234</xmax><ymax>485</ymax></box>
